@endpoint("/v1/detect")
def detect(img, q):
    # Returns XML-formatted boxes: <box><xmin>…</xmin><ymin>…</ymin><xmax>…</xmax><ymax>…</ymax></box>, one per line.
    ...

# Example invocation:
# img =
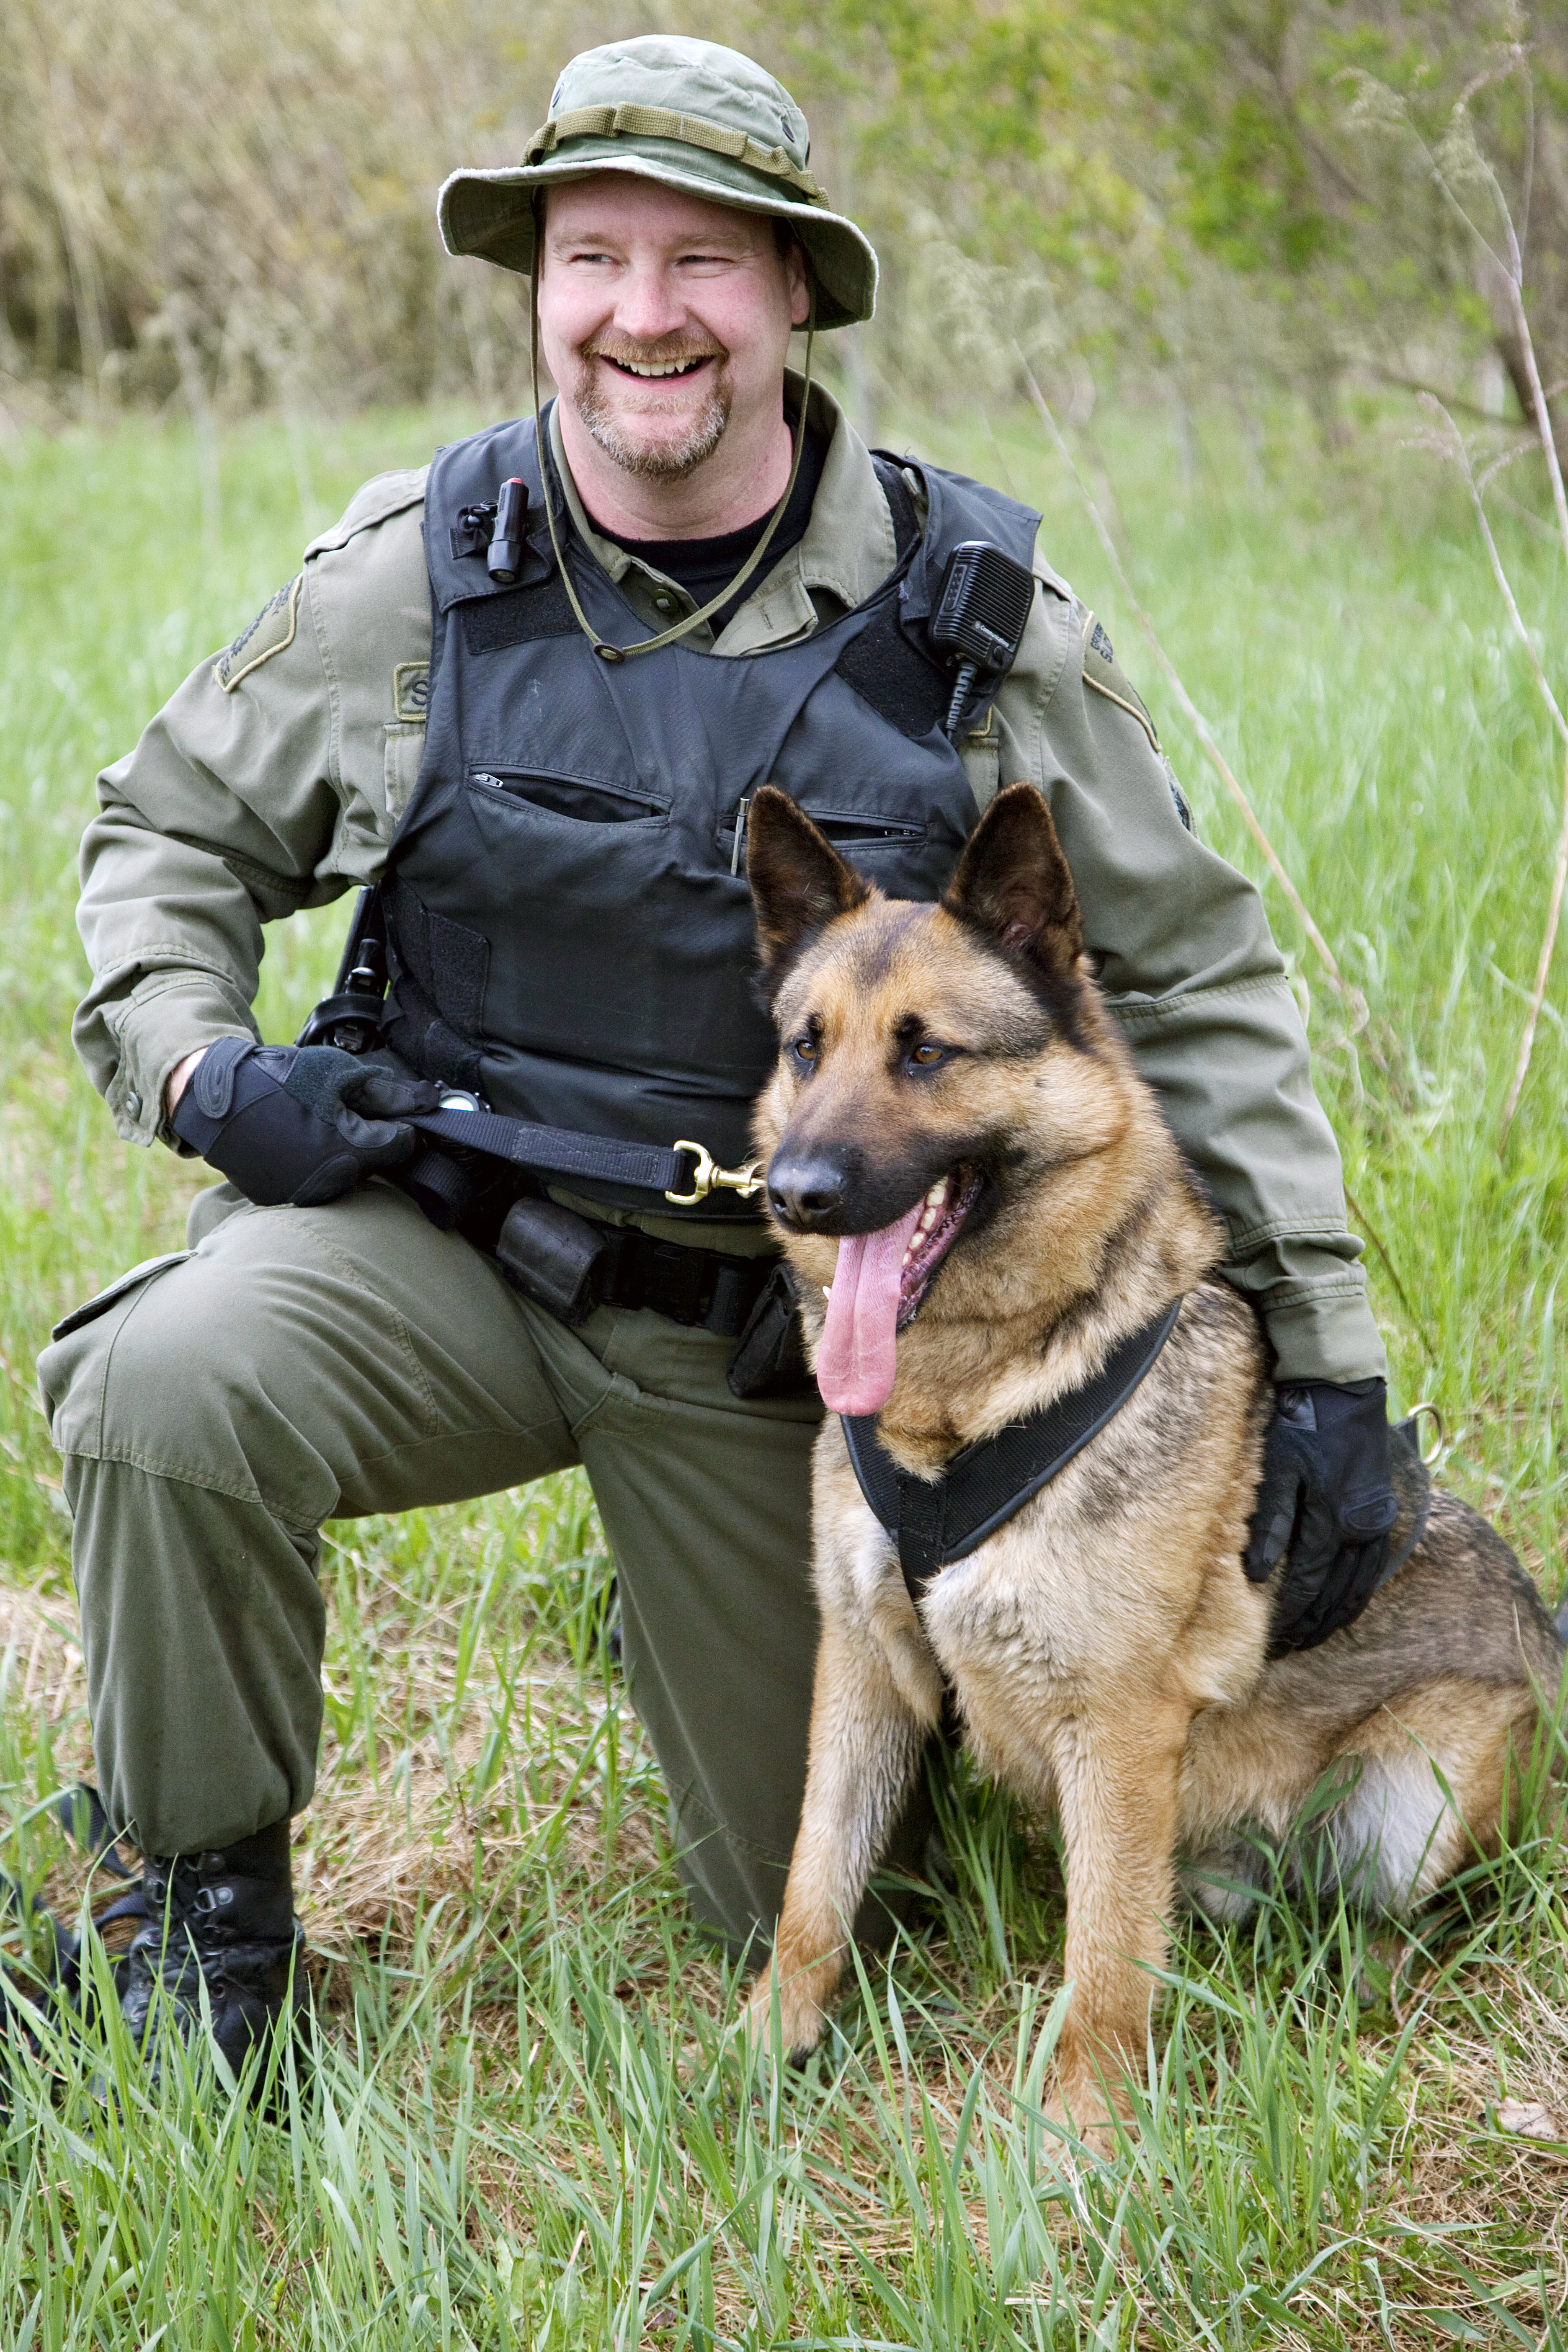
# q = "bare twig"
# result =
<box><xmin>1486</xmin><ymin>481</ymin><xmax>1561</xmax><ymax>545</ymax></box>
<box><xmin>1424</xmin><ymin>401</ymin><xmax>1568</xmax><ymax>751</ymax></box>
<box><xmin>1421</xmin><ymin>394</ymin><xmax>1568</xmax><ymax>1141</ymax></box>
<box><xmin>1504</xmin><ymin>261</ymin><xmax>1568</xmax><ymax>554</ymax></box>
<box><xmin>1414</xmin><ymin>60</ymin><xmax>1568</xmax><ymax>1137</ymax></box>
<box><xmin>1016</xmin><ymin>356</ymin><xmax>1380</xmax><ymax>1057</ymax></box>
<box><xmin>1373</xmin><ymin>365</ymin><xmax>1530</xmax><ymax>425</ymax></box>
<box><xmin>1503</xmin><ymin>744</ymin><xmax>1568</xmax><ymax>1139</ymax></box>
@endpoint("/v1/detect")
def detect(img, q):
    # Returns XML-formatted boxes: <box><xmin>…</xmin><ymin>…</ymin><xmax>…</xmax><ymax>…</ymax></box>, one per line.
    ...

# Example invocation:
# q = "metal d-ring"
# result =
<box><xmin>666</xmin><ymin>1141</ymin><xmax>767</xmax><ymax>1208</ymax></box>
<box><xmin>1407</xmin><ymin>1400</ymin><xmax>1447</xmax><ymax>1467</ymax></box>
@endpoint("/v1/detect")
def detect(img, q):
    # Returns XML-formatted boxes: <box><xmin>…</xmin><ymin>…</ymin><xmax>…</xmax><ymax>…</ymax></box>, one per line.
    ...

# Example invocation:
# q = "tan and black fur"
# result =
<box><xmin>743</xmin><ymin>781</ymin><xmax>1565</xmax><ymax>2144</ymax></box>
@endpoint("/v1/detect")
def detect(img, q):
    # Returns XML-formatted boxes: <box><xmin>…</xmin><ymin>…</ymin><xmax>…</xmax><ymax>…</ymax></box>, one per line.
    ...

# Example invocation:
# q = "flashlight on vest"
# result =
<box><xmin>929</xmin><ymin>541</ymin><xmax>1036</xmax><ymax>741</ymax></box>
<box><xmin>487</xmin><ymin>477</ymin><xmax>529</xmax><ymax>585</ymax></box>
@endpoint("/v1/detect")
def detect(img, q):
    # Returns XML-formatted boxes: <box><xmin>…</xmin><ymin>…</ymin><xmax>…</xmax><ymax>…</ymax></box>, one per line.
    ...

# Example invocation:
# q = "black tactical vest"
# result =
<box><xmin>381</xmin><ymin>410</ymin><xmax>1040</xmax><ymax>1220</ymax></box>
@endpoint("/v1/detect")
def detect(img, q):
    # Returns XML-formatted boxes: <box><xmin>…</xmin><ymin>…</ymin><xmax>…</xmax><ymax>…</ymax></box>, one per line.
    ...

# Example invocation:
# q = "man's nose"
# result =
<box><xmin>767</xmin><ymin>1145</ymin><xmax>851</xmax><ymax>1230</ymax></box>
<box><xmin>611</xmin><ymin>264</ymin><xmax>690</xmax><ymax>344</ymax></box>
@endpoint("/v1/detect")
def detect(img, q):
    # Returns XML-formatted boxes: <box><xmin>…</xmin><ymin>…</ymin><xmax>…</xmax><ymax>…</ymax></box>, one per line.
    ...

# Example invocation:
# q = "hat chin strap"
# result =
<box><xmin>527</xmin><ymin>227</ymin><xmax>817</xmax><ymax>664</ymax></box>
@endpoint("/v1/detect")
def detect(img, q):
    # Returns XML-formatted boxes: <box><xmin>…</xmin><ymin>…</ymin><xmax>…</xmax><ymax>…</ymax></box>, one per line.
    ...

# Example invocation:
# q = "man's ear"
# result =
<box><xmin>746</xmin><ymin>785</ymin><xmax>870</xmax><ymax>991</ymax></box>
<box><xmin>941</xmin><ymin>783</ymin><xmax>1084</xmax><ymax>981</ymax></box>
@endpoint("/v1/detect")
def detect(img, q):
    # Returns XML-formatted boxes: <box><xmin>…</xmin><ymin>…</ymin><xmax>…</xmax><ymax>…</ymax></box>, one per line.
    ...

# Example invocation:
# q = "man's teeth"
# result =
<box><xmin>614</xmin><ymin>358</ymin><xmax>704</xmax><ymax>377</ymax></box>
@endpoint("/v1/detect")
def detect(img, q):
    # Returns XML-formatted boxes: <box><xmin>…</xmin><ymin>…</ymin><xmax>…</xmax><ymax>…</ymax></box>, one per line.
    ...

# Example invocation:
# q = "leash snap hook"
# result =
<box><xmin>666</xmin><ymin>1141</ymin><xmax>766</xmax><ymax>1207</ymax></box>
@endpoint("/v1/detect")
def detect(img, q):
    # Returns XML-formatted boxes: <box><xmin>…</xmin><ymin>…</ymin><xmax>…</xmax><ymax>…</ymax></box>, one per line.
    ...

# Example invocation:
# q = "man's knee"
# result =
<box><xmin>40</xmin><ymin>1220</ymin><xmax>361</xmax><ymax>1526</ymax></box>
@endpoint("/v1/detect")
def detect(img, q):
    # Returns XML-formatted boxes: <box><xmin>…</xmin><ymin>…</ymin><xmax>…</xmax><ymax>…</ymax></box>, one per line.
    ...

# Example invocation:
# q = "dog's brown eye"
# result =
<box><xmin>910</xmin><ymin>1042</ymin><xmax>945</xmax><ymax>1067</ymax></box>
<box><xmin>793</xmin><ymin>1035</ymin><xmax>818</xmax><ymax>1063</ymax></box>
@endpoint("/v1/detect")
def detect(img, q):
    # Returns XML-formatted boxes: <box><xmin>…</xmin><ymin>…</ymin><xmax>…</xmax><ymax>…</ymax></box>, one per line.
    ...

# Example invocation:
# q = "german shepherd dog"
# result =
<box><xmin>742</xmin><ymin>780</ymin><xmax>1564</xmax><ymax>2143</ymax></box>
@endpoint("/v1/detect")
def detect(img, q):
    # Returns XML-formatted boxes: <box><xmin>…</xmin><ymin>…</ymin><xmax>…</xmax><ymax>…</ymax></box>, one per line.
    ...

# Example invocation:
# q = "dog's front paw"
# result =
<box><xmin>744</xmin><ymin>1970</ymin><xmax>827</xmax><ymax>2066</ymax></box>
<box><xmin>1044</xmin><ymin>2075</ymin><xmax>1131</xmax><ymax>2164</ymax></box>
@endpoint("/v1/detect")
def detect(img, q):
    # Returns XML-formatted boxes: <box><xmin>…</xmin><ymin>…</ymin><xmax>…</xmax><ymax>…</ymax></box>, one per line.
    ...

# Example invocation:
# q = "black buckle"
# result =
<box><xmin>590</xmin><ymin>1228</ymin><xmax>773</xmax><ymax>1336</ymax></box>
<box><xmin>450</xmin><ymin>503</ymin><xmax>497</xmax><ymax>560</ymax></box>
<box><xmin>632</xmin><ymin>1240</ymin><xmax>711</xmax><ymax>1327</ymax></box>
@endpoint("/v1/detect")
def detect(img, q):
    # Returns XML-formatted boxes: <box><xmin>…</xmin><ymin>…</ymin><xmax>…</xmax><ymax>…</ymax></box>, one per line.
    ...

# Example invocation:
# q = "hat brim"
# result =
<box><xmin>438</xmin><ymin>144</ymin><xmax>877</xmax><ymax>330</ymax></box>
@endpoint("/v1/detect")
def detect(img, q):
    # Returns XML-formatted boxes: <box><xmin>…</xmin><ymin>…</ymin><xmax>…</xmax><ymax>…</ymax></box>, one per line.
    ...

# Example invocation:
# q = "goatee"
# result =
<box><xmin>572</xmin><ymin>340</ymin><xmax>733</xmax><ymax>481</ymax></box>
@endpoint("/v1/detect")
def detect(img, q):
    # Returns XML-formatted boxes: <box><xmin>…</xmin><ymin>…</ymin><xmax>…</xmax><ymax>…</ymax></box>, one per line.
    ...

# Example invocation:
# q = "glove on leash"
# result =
<box><xmin>172</xmin><ymin>1037</ymin><xmax>444</xmax><ymax>1207</ymax></box>
<box><xmin>1244</xmin><ymin>1377</ymin><xmax>1399</xmax><ymax>1654</ymax></box>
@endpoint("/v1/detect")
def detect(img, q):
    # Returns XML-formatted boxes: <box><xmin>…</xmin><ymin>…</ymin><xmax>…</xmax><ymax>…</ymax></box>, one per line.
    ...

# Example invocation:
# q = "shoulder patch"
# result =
<box><xmin>304</xmin><ymin>464</ymin><xmax>428</xmax><ymax>561</ymax></box>
<box><xmin>211</xmin><ymin>574</ymin><xmax>303</xmax><ymax>692</ymax></box>
<box><xmin>1081</xmin><ymin>609</ymin><xmax>1159</xmax><ymax>752</ymax></box>
<box><xmin>392</xmin><ymin>661</ymin><xmax>430</xmax><ymax>722</ymax></box>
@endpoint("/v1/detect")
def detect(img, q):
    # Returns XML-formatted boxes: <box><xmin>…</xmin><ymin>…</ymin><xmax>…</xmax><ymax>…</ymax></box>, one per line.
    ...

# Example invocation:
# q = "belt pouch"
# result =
<box><xmin>726</xmin><ymin>1262</ymin><xmax>814</xmax><ymax>1399</ymax></box>
<box><xmin>496</xmin><ymin>1197</ymin><xmax>607</xmax><ymax>1326</ymax></box>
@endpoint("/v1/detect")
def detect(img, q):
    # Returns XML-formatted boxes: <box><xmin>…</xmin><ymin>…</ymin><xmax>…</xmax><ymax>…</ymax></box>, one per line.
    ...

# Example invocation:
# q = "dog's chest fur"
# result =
<box><xmin>814</xmin><ymin>1317</ymin><xmax>1274</xmax><ymax>1774</ymax></box>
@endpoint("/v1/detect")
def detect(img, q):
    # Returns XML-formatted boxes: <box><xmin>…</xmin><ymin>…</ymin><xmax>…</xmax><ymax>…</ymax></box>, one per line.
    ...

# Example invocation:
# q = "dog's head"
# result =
<box><xmin>747</xmin><ymin>781</ymin><xmax>1131</xmax><ymax>1413</ymax></box>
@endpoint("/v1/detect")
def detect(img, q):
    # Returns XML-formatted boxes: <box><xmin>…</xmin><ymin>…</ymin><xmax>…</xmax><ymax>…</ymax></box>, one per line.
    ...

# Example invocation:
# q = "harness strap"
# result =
<box><xmin>843</xmin><ymin>1299</ymin><xmax>1183</xmax><ymax>1608</ymax></box>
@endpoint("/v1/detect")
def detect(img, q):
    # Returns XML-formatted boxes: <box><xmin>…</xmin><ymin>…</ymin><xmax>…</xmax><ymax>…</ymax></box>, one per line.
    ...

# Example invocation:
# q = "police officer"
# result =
<box><xmin>38</xmin><ymin>34</ymin><xmax>1395</xmax><ymax>2068</ymax></box>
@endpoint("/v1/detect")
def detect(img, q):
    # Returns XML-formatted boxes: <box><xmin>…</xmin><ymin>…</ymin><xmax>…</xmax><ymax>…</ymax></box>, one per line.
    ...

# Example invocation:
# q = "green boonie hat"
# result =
<box><xmin>438</xmin><ymin>35</ymin><xmax>877</xmax><ymax>330</ymax></box>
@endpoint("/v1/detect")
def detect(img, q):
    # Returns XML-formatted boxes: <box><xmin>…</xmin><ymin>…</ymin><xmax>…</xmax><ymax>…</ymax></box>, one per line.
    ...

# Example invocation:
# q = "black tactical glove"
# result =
<box><xmin>170</xmin><ymin>1037</ymin><xmax>444</xmax><ymax>1207</ymax></box>
<box><xmin>1243</xmin><ymin>1377</ymin><xmax>1400</xmax><ymax>1654</ymax></box>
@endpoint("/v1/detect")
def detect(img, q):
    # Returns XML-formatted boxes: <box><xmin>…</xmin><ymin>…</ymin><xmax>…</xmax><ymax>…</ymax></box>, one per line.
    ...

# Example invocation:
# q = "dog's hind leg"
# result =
<box><xmin>1179</xmin><ymin>1826</ymin><xmax>1279</xmax><ymax>1928</ymax></box>
<box><xmin>749</xmin><ymin>1614</ymin><xmax>936</xmax><ymax>2060</ymax></box>
<box><xmin>1295</xmin><ymin>1676</ymin><xmax>1537</xmax><ymax>1914</ymax></box>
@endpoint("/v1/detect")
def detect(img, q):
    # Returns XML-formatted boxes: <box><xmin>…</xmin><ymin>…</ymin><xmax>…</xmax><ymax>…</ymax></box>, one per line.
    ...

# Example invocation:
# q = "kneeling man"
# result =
<box><xmin>39</xmin><ymin>34</ymin><xmax>1392</xmax><ymax>2068</ymax></box>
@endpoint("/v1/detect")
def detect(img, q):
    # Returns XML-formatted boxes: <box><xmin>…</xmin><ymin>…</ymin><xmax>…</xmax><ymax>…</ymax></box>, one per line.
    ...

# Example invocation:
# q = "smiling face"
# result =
<box><xmin>536</xmin><ymin>174</ymin><xmax>810</xmax><ymax>492</ymax></box>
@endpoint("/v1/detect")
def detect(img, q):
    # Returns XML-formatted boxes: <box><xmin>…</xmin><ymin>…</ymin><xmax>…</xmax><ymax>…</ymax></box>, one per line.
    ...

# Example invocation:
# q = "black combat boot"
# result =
<box><xmin>113</xmin><ymin>1820</ymin><xmax>308</xmax><ymax>2079</ymax></box>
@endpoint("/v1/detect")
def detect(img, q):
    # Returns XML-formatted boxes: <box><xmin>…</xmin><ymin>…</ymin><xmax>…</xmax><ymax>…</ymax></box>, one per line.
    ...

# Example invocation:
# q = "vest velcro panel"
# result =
<box><xmin>462</xmin><ymin>577</ymin><xmax>582</xmax><ymax>656</ymax></box>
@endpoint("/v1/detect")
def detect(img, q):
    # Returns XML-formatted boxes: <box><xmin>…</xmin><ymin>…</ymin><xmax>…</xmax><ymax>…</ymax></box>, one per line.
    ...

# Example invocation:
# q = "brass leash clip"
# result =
<box><xmin>666</xmin><ymin>1141</ymin><xmax>767</xmax><ymax>1207</ymax></box>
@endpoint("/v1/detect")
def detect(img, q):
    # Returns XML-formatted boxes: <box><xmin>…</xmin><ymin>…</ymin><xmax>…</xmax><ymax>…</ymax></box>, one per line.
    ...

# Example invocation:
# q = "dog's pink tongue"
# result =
<box><xmin>815</xmin><ymin>1202</ymin><xmax>926</xmax><ymax>1415</ymax></box>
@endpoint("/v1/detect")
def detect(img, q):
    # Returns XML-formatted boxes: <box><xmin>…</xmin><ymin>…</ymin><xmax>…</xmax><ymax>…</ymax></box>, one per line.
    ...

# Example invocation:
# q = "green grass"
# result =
<box><xmin>1</xmin><ymin>390</ymin><xmax>1566</xmax><ymax>2348</ymax></box>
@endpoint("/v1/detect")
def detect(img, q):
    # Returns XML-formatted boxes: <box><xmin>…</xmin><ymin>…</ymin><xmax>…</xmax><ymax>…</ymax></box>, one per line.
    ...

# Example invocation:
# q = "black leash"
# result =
<box><xmin>299</xmin><ymin>890</ymin><xmax>764</xmax><ymax>1212</ymax></box>
<box><xmin>406</xmin><ymin>1105</ymin><xmax>688</xmax><ymax>1197</ymax></box>
<box><xmin>400</xmin><ymin>1103</ymin><xmax>763</xmax><ymax>1211</ymax></box>
<box><xmin>843</xmin><ymin>1299</ymin><xmax>1182</xmax><ymax>1607</ymax></box>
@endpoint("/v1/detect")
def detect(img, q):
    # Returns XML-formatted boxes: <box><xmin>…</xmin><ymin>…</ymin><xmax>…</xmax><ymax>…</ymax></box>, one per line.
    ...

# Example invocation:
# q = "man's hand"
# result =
<box><xmin>1243</xmin><ymin>1378</ymin><xmax>1399</xmax><ymax>1654</ymax></box>
<box><xmin>170</xmin><ymin>1037</ymin><xmax>444</xmax><ymax>1207</ymax></box>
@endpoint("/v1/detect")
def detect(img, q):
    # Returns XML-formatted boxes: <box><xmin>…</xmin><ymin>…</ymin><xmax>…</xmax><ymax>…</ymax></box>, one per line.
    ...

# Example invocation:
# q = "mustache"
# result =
<box><xmin>580</xmin><ymin>332</ymin><xmax>729</xmax><ymax>370</ymax></box>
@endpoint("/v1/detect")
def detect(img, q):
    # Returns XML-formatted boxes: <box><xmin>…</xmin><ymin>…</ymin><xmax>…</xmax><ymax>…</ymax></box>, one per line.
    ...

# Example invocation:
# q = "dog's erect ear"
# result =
<box><xmin>941</xmin><ymin>783</ymin><xmax>1084</xmax><ymax>982</ymax></box>
<box><xmin>746</xmin><ymin>785</ymin><xmax>871</xmax><ymax>988</ymax></box>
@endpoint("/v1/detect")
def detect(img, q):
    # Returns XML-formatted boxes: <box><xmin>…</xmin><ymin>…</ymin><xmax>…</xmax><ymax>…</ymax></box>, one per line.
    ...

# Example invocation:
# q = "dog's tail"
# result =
<box><xmin>1556</xmin><ymin>1589</ymin><xmax>1568</xmax><ymax>1648</ymax></box>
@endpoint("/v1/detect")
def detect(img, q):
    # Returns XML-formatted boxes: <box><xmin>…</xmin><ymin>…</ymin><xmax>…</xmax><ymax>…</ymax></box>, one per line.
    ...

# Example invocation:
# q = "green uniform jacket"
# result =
<box><xmin>72</xmin><ymin>379</ymin><xmax>1385</xmax><ymax>1386</ymax></box>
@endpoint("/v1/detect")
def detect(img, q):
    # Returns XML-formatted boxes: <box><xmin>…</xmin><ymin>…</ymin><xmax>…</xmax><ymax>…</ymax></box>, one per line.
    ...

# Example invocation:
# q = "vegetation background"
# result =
<box><xmin>2</xmin><ymin>2</ymin><xmax>1567</xmax><ymax>2345</ymax></box>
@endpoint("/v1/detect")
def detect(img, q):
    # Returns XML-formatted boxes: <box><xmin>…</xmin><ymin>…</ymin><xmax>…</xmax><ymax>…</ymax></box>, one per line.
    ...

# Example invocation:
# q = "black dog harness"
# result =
<box><xmin>842</xmin><ymin>1299</ymin><xmax>1182</xmax><ymax>1605</ymax></box>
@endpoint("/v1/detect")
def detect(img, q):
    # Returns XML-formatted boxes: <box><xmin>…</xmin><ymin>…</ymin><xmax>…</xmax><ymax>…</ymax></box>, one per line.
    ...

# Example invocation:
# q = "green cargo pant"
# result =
<box><xmin>37</xmin><ymin>1179</ymin><xmax>925</xmax><ymax>1953</ymax></box>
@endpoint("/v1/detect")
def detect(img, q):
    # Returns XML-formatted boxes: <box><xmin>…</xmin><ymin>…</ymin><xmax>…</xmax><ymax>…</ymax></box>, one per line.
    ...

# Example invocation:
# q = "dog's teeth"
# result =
<box><xmin>926</xmin><ymin>1181</ymin><xmax>946</xmax><ymax>1207</ymax></box>
<box><xmin>822</xmin><ymin>1285</ymin><xmax>832</xmax><ymax>1299</ymax></box>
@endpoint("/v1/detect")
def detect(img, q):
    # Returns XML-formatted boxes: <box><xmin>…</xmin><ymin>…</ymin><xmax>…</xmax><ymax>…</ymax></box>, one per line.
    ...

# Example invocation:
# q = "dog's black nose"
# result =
<box><xmin>767</xmin><ymin>1148</ymin><xmax>849</xmax><ymax>1230</ymax></box>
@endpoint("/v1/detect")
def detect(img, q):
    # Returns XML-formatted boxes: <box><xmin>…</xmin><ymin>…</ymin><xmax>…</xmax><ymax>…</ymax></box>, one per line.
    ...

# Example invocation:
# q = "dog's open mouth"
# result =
<box><xmin>897</xmin><ymin>1166</ymin><xmax>983</xmax><ymax>1329</ymax></box>
<box><xmin>816</xmin><ymin>1167</ymin><xmax>983</xmax><ymax>1417</ymax></box>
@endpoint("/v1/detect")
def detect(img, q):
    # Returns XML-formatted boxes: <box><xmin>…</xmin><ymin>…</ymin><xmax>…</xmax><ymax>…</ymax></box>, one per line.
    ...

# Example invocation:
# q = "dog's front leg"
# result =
<box><xmin>749</xmin><ymin>1611</ymin><xmax>933</xmax><ymax>2061</ymax></box>
<box><xmin>1049</xmin><ymin>1702</ymin><xmax>1189</xmax><ymax>2149</ymax></box>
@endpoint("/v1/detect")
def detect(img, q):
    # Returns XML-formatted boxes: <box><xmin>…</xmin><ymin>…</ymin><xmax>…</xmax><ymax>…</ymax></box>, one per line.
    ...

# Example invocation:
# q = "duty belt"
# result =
<box><xmin>589</xmin><ymin>1224</ymin><xmax>778</xmax><ymax>1337</ymax></box>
